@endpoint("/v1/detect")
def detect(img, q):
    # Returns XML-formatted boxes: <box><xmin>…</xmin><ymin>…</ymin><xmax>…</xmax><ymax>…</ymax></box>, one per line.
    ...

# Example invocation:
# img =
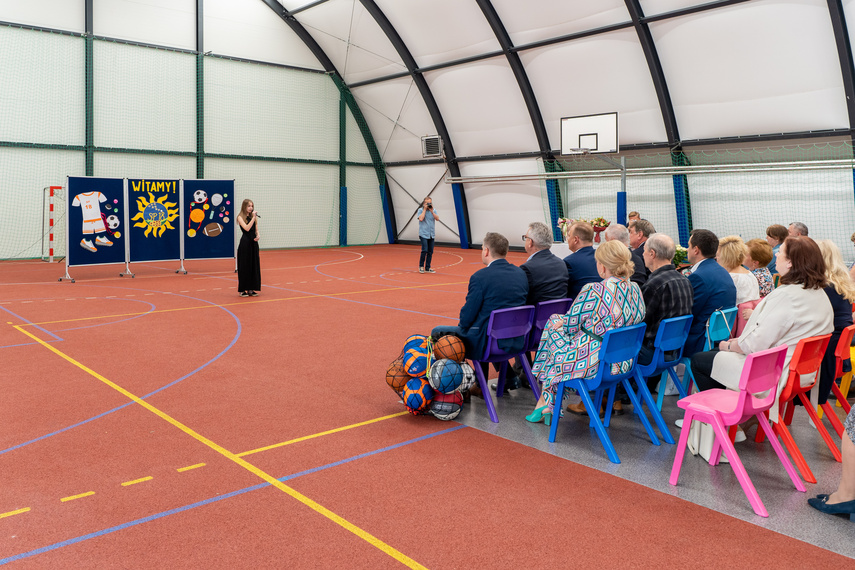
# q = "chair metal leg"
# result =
<box><xmin>632</xmin><ymin>371</ymin><xmax>673</xmax><ymax>444</ymax></box>
<box><xmin>471</xmin><ymin>359</ymin><xmax>499</xmax><ymax>423</ymax></box>
<box><xmin>669</xmin><ymin>410</ymin><xmax>694</xmax><ymax>485</ymax></box>
<box><xmin>709</xmin><ymin>415</ymin><xmax>768</xmax><ymax>518</ymax></box>
<box><xmin>798</xmin><ymin>392</ymin><xmax>842</xmax><ymax>462</ymax></box>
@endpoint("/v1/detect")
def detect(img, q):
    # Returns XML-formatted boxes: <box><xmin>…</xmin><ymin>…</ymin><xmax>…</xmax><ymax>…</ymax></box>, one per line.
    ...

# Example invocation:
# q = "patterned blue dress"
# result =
<box><xmin>531</xmin><ymin>277</ymin><xmax>646</xmax><ymax>412</ymax></box>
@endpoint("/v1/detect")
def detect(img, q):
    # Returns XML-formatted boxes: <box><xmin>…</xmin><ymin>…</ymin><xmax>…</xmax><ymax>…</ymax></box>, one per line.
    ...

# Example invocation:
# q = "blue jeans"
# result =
<box><xmin>419</xmin><ymin>237</ymin><xmax>434</xmax><ymax>269</ymax></box>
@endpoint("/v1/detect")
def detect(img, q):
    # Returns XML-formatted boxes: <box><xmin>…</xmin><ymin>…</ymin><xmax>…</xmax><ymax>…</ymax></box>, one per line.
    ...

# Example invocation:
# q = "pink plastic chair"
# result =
<box><xmin>669</xmin><ymin>344</ymin><xmax>805</xmax><ymax>517</ymax></box>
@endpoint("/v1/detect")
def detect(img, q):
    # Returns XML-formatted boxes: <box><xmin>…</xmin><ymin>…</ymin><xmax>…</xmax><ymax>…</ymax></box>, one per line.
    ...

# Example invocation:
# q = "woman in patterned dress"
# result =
<box><xmin>744</xmin><ymin>238</ymin><xmax>774</xmax><ymax>298</ymax></box>
<box><xmin>525</xmin><ymin>240</ymin><xmax>645</xmax><ymax>425</ymax></box>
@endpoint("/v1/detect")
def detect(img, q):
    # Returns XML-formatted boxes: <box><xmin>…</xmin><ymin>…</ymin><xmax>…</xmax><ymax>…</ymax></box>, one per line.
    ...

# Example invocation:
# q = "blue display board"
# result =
<box><xmin>184</xmin><ymin>180</ymin><xmax>236</xmax><ymax>260</ymax></box>
<box><xmin>128</xmin><ymin>179</ymin><xmax>181</xmax><ymax>263</ymax></box>
<box><xmin>66</xmin><ymin>177</ymin><xmax>126</xmax><ymax>267</ymax></box>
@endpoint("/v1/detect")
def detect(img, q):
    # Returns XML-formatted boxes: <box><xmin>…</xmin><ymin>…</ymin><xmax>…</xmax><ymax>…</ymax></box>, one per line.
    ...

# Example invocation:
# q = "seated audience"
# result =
<box><xmin>628</xmin><ymin>219</ymin><xmax>655</xmax><ymax>261</ymax></box>
<box><xmin>815</xmin><ymin>240</ymin><xmax>855</xmax><ymax>407</ymax></box>
<box><xmin>628</xmin><ymin>211</ymin><xmax>640</xmax><ymax>222</ymax></box>
<box><xmin>563</xmin><ymin>221</ymin><xmax>600</xmax><ymax>298</ymax></box>
<box><xmin>717</xmin><ymin>235</ymin><xmax>760</xmax><ymax>305</ymax></box>
<box><xmin>604</xmin><ymin>223</ymin><xmax>647</xmax><ymax>286</ymax></box>
<box><xmin>809</xmin><ymin>406</ymin><xmax>855</xmax><ymax>518</ymax></box>
<box><xmin>638</xmin><ymin>233</ymin><xmax>694</xmax><ymax>366</ymax></box>
<box><xmin>766</xmin><ymin>224</ymin><xmax>788</xmax><ymax>275</ymax></box>
<box><xmin>431</xmin><ymin>232</ymin><xmax>528</xmax><ymax>363</ymax></box>
<box><xmin>684</xmin><ymin>229</ymin><xmax>737</xmax><ymax>357</ymax></box>
<box><xmin>744</xmin><ymin>238</ymin><xmax>774</xmax><ymax>297</ymax></box>
<box><xmin>789</xmin><ymin>221</ymin><xmax>809</xmax><ymax>237</ymax></box>
<box><xmin>525</xmin><ymin>241</ymin><xmax>645</xmax><ymax>424</ymax></box>
<box><xmin>690</xmin><ymin>237</ymin><xmax>833</xmax><ymax>432</ymax></box>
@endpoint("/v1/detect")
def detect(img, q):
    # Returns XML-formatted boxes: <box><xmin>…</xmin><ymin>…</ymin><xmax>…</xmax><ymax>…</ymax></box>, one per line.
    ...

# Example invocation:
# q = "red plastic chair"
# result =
<box><xmin>754</xmin><ymin>334</ymin><xmax>837</xmax><ymax>484</ymax></box>
<box><xmin>670</xmin><ymin>345</ymin><xmax>804</xmax><ymax>517</ymax></box>
<box><xmin>829</xmin><ymin>324</ymin><xmax>855</xmax><ymax>419</ymax></box>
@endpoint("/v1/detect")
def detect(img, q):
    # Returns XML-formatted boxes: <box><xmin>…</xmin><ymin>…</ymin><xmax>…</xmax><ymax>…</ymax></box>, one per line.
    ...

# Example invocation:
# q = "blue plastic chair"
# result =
<box><xmin>632</xmin><ymin>315</ymin><xmax>694</xmax><ymax>411</ymax></box>
<box><xmin>548</xmin><ymin>323</ymin><xmax>672</xmax><ymax>464</ymax></box>
<box><xmin>470</xmin><ymin>305</ymin><xmax>536</xmax><ymax>423</ymax></box>
<box><xmin>676</xmin><ymin>306</ymin><xmax>738</xmax><ymax>394</ymax></box>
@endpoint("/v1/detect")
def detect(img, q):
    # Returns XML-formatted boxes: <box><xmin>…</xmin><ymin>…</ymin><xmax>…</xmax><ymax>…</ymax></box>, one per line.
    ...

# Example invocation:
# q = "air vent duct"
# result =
<box><xmin>421</xmin><ymin>135</ymin><xmax>443</xmax><ymax>158</ymax></box>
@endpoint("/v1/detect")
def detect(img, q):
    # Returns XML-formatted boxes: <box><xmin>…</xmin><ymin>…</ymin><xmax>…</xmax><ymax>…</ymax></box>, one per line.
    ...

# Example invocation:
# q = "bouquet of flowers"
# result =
<box><xmin>590</xmin><ymin>217</ymin><xmax>610</xmax><ymax>230</ymax></box>
<box><xmin>673</xmin><ymin>245</ymin><xmax>688</xmax><ymax>266</ymax></box>
<box><xmin>557</xmin><ymin>217</ymin><xmax>574</xmax><ymax>238</ymax></box>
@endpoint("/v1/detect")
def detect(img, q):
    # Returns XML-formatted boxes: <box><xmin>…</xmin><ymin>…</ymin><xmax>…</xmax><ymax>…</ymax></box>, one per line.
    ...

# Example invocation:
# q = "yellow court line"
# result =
<box><xmin>236</xmin><ymin>412</ymin><xmax>409</xmax><ymax>457</ymax></box>
<box><xmin>121</xmin><ymin>476</ymin><xmax>153</xmax><ymax>487</ymax></box>
<box><xmin>0</xmin><ymin>507</ymin><xmax>30</xmax><ymax>519</ymax></box>
<box><xmin>14</xmin><ymin>325</ymin><xmax>426</xmax><ymax>570</ymax></box>
<box><xmin>177</xmin><ymin>463</ymin><xmax>206</xmax><ymax>472</ymax></box>
<box><xmin>18</xmin><ymin>280</ymin><xmax>467</xmax><ymax>327</ymax></box>
<box><xmin>60</xmin><ymin>492</ymin><xmax>95</xmax><ymax>502</ymax></box>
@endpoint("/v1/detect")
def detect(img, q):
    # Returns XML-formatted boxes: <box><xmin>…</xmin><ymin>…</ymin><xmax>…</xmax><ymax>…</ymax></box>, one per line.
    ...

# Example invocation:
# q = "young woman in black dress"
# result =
<box><xmin>237</xmin><ymin>199</ymin><xmax>261</xmax><ymax>297</ymax></box>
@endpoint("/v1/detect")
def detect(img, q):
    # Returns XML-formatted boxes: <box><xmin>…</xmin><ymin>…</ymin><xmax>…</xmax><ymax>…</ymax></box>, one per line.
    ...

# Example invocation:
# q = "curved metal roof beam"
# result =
<box><xmin>475</xmin><ymin>0</ymin><xmax>552</xmax><ymax>160</ymax></box>
<box><xmin>826</xmin><ymin>0</ymin><xmax>855</xmax><ymax>129</ymax></box>
<box><xmin>624</xmin><ymin>0</ymin><xmax>680</xmax><ymax>148</ymax></box>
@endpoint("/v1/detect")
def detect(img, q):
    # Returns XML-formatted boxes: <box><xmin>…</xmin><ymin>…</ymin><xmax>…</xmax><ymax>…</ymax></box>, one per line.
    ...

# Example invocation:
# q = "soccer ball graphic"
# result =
<box><xmin>193</xmin><ymin>190</ymin><xmax>208</xmax><ymax>203</ymax></box>
<box><xmin>106</xmin><ymin>215</ymin><xmax>120</xmax><ymax>230</ymax></box>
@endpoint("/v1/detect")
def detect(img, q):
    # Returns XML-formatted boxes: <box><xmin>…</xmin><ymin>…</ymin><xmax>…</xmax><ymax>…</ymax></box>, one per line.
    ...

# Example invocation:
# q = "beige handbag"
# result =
<box><xmin>686</xmin><ymin>419</ymin><xmax>729</xmax><ymax>464</ymax></box>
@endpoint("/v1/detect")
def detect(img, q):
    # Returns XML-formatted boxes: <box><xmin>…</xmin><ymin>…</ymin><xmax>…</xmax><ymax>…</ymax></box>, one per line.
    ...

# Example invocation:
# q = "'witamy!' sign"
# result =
<box><xmin>131</xmin><ymin>180</ymin><xmax>177</xmax><ymax>193</ymax></box>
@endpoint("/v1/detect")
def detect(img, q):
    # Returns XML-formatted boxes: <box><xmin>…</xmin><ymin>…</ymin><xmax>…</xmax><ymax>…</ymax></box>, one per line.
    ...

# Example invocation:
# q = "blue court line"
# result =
<box><xmin>0</xmin><ymin>305</ymin><xmax>64</xmax><ymax>343</ymax></box>
<box><xmin>0</xmin><ymin>292</ymin><xmax>242</xmax><ymax>456</ymax></box>
<box><xmin>0</xmin><ymin>424</ymin><xmax>467</xmax><ymax>565</ymax></box>
<box><xmin>54</xmin><ymin>298</ymin><xmax>157</xmax><ymax>333</ymax></box>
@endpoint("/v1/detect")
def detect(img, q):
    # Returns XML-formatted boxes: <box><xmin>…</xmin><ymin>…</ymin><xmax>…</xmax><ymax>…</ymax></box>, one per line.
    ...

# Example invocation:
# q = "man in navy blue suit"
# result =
<box><xmin>683</xmin><ymin>229</ymin><xmax>737</xmax><ymax>357</ymax></box>
<box><xmin>431</xmin><ymin>232</ymin><xmax>528</xmax><ymax>363</ymax></box>
<box><xmin>563</xmin><ymin>221</ymin><xmax>600</xmax><ymax>298</ymax></box>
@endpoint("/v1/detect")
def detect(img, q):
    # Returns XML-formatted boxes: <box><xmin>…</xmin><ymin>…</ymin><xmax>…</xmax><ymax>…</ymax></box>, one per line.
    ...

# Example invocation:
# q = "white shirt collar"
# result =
<box><xmin>691</xmin><ymin>258</ymin><xmax>708</xmax><ymax>273</ymax></box>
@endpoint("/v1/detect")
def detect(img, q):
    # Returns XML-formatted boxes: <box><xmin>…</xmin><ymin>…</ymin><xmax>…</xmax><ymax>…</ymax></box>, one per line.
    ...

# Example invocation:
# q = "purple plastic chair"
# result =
<box><xmin>522</xmin><ymin>298</ymin><xmax>573</xmax><ymax>384</ymax></box>
<box><xmin>669</xmin><ymin>344</ymin><xmax>805</xmax><ymax>517</ymax></box>
<box><xmin>470</xmin><ymin>305</ymin><xmax>536</xmax><ymax>423</ymax></box>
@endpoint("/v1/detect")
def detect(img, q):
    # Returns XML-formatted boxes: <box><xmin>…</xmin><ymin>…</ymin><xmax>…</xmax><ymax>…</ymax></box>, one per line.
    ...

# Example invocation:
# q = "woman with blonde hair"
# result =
<box><xmin>717</xmin><ymin>235</ymin><xmax>760</xmax><ymax>304</ymax></box>
<box><xmin>816</xmin><ymin>240</ymin><xmax>855</xmax><ymax>406</ymax></box>
<box><xmin>744</xmin><ymin>238</ymin><xmax>774</xmax><ymax>297</ymax></box>
<box><xmin>526</xmin><ymin>240</ymin><xmax>645</xmax><ymax>424</ymax></box>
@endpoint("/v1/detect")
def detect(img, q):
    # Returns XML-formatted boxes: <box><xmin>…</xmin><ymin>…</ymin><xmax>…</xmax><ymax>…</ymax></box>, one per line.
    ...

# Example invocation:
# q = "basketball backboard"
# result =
<box><xmin>560</xmin><ymin>112</ymin><xmax>618</xmax><ymax>155</ymax></box>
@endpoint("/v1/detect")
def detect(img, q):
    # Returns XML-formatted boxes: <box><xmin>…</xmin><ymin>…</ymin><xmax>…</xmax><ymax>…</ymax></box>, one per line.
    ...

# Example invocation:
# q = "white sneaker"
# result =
<box><xmin>675</xmin><ymin>418</ymin><xmax>683</xmax><ymax>428</ymax></box>
<box><xmin>95</xmin><ymin>235</ymin><xmax>113</xmax><ymax>247</ymax></box>
<box><xmin>419</xmin><ymin>267</ymin><xmax>425</xmax><ymax>273</ymax></box>
<box><xmin>80</xmin><ymin>238</ymin><xmax>97</xmax><ymax>252</ymax></box>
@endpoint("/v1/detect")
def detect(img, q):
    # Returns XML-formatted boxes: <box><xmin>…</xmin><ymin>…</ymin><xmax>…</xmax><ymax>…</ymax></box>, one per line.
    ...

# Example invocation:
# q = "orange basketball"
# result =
<box><xmin>386</xmin><ymin>358</ymin><xmax>410</xmax><ymax>395</ymax></box>
<box><xmin>433</xmin><ymin>335</ymin><xmax>466</xmax><ymax>362</ymax></box>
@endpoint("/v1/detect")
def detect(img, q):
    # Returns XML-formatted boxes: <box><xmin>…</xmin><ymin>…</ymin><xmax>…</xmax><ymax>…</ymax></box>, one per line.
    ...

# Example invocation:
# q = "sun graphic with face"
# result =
<box><xmin>130</xmin><ymin>192</ymin><xmax>179</xmax><ymax>237</ymax></box>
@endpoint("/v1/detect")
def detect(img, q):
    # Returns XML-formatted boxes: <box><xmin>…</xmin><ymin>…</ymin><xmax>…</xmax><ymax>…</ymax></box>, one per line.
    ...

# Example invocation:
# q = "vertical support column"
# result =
<box><xmin>339</xmin><ymin>90</ymin><xmax>347</xmax><ymax>247</ymax></box>
<box><xmin>671</xmin><ymin>150</ymin><xmax>693</xmax><ymax>247</ymax></box>
<box><xmin>451</xmin><ymin>182</ymin><xmax>470</xmax><ymax>249</ymax></box>
<box><xmin>544</xmin><ymin>160</ymin><xmax>564</xmax><ymax>242</ymax></box>
<box><xmin>84</xmin><ymin>0</ymin><xmax>94</xmax><ymax>176</ymax></box>
<box><xmin>196</xmin><ymin>0</ymin><xmax>204</xmax><ymax>179</ymax></box>
<box><xmin>616</xmin><ymin>156</ymin><xmax>627</xmax><ymax>226</ymax></box>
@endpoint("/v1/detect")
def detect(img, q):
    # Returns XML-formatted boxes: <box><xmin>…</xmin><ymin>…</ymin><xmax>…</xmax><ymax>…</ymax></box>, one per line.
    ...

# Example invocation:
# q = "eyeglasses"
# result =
<box><xmin>521</xmin><ymin>234</ymin><xmax>530</xmax><ymax>241</ymax></box>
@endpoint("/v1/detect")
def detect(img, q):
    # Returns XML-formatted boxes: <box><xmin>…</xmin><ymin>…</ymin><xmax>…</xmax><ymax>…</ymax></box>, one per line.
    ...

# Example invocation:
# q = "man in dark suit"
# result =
<box><xmin>683</xmin><ymin>229</ymin><xmax>737</xmax><ymax>357</ymax></box>
<box><xmin>563</xmin><ymin>221</ymin><xmax>600</xmax><ymax>298</ymax></box>
<box><xmin>629</xmin><ymin>219</ymin><xmax>655</xmax><ymax>262</ymax></box>
<box><xmin>604</xmin><ymin>223</ymin><xmax>647</xmax><ymax>286</ymax></box>
<box><xmin>431</xmin><ymin>232</ymin><xmax>528</xmax><ymax>362</ymax></box>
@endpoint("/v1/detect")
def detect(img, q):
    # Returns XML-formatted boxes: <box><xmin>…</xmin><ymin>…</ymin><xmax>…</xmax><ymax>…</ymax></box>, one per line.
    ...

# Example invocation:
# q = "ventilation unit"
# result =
<box><xmin>421</xmin><ymin>135</ymin><xmax>443</xmax><ymax>158</ymax></box>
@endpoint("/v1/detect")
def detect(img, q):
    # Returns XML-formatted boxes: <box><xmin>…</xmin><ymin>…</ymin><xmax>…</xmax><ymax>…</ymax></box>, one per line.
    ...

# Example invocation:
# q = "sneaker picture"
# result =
<box><xmin>80</xmin><ymin>238</ymin><xmax>97</xmax><ymax>252</ymax></box>
<box><xmin>95</xmin><ymin>235</ymin><xmax>113</xmax><ymax>247</ymax></box>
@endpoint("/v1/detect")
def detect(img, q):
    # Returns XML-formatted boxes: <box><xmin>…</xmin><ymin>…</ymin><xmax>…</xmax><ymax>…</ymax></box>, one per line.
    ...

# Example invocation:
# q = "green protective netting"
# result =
<box><xmin>542</xmin><ymin>143</ymin><xmax>855</xmax><ymax>264</ymax></box>
<box><xmin>0</xmin><ymin>23</ymin><xmax>385</xmax><ymax>261</ymax></box>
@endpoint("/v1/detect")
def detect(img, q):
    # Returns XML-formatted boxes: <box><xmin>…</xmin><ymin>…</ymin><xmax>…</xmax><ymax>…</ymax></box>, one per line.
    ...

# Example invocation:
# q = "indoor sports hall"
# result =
<box><xmin>2</xmin><ymin>1</ymin><xmax>855</xmax><ymax>567</ymax></box>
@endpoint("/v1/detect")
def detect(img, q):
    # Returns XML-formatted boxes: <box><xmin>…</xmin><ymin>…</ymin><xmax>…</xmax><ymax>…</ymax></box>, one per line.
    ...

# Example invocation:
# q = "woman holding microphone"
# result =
<box><xmin>237</xmin><ymin>198</ymin><xmax>261</xmax><ymax>297</ymax></box>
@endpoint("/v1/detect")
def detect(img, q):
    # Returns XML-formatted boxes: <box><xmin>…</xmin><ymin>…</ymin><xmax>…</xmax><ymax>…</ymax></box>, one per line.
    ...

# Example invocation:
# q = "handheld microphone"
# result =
<box><xmin>254</xmin><ymin>212</ymin><xmax>261</xmax><ymax>219</ymax></box>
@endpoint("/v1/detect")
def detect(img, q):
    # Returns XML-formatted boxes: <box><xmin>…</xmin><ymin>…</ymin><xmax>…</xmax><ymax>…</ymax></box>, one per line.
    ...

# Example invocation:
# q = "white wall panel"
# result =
<box><xmin>638</xmin><ymin>0</ymin><xmax>712</xmax><ymax>16</ymax></box>
<box><xmin>93</xmin><ymin>0</ymin><xmax>195</xmax><ymax>49</ymax></box>
<box><xmin>387</xmin><ymin>164</ymin><xmax>457</xmax><ymax>243</ymax></box>
<box><xmin>94</xmin><ymin>153</ymin><xmax>196</xmax><ymax>179</ymax></box>
<box><xmin>377</xmin><ymin>0</ymin><xmax>499</xmax><ymax>69</ymax></box>
<box><xmin>205</xmin><ymin>0</ymin><xmax>323</xmax><ymax>70</ymax></box>
<box><xmin>425</xmin><ymin>58</ymin><xmax>539</xmax><ymax>158</ymax></box>
<box><xmin>294</xmin><ymin>0</ymin><xmax>405</xmax><ymax>84</ymax></box>
<box><xmin>0</xmin><ymin>0</ymin><xmax>84</xmax><ymax>32</ymax></box>
<box><xmin>345</xmin><ymin>108</ymin><xmax>373</xmax><ymax>164</ymax></box>
<box><xmin>352</xmin><ymin>79</ymin><xmax>436</xmax><ymax>163</ymax></box>
<box><xmin>652</xmin><ymin>0</ymin><xmax>849</xmax><ymax>140</ymax></box>
<box><xmin>460</xmin><ymin>159</ymin><xmax>546</xmax><ymax>248</ymax></box>
<box><xmin>493</xmin><ymin>0</ymin><xmax>629</xmax><ymax>47</ymax></box>
<box><xmin>346</xmin><ymin>166</ymin><xmax>387</xmax><ymax>245</ymax></box>
<box><xmin>521</xmin><ymin>29</ymin><xmax>667</xmax><ymax>149</ymax></box>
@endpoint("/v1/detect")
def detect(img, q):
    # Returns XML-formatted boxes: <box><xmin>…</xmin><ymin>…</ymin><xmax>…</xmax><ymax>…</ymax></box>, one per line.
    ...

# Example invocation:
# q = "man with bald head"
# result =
<box><xmin>638</xmin><ymin>233</ymin><xmax>694</xmax><ymax>366</ymax></box>
<box><xmin>604</xmin><ymin>223</ymin><xmax>647</xmax><ymax>286</ymax></box>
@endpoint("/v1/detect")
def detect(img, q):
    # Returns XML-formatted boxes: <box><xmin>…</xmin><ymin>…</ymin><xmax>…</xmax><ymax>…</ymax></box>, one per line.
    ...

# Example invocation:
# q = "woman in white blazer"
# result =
<box><xmin>690</xmin><ymin>236</ymin><xmax>833</xmax><ymax>424</ymax></box>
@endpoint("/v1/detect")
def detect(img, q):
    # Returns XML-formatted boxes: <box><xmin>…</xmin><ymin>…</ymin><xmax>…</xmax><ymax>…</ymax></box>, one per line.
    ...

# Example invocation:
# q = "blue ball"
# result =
<box><xmin>403</xmin><ymin>377</ymin><xmax>433</xmax><ymax>413</ymax></box>
<box><xmin>428</xmin><ymin>359</ymin><xmax>464</xmax><ymax>394</ymax></box>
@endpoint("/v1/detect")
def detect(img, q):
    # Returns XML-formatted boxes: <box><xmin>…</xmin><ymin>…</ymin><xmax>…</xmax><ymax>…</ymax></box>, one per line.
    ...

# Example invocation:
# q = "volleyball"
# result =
<box><xmin>385</xmin><ymin>358</ymin><xmax>409</xmax><ymax>395</ymax></box>
<box><xmin>403</xmin><ymin>334</ymin><xmax>428</xmax><ymax>352</ymax></box>
<box><xmin>458</xmin><ymin>361</ymin><xmax>476</xmax><ymax>393</ymax></box>
<box><xmin>433</xmin><ymin>334</ymin><xmax>466</xmax><ymax>362</ymax></box>
<box><xmin>403</xmin><ymin>347</ymin><xmax>431</xmax><ymax>377</ymax></box>
<box><xmin>430</xmin><ymin>391</ymin><xmax>464</xmax><ymax>421</ymax></box>
<box><xmin>428</xmin><ymin>359</ymin><xmax>464</xmax><ymax>394</ymax></box>
<box><xmin>403</xmin><ymin>377</ymin><xmax>433</xmax><ymax>414</ymax></box>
